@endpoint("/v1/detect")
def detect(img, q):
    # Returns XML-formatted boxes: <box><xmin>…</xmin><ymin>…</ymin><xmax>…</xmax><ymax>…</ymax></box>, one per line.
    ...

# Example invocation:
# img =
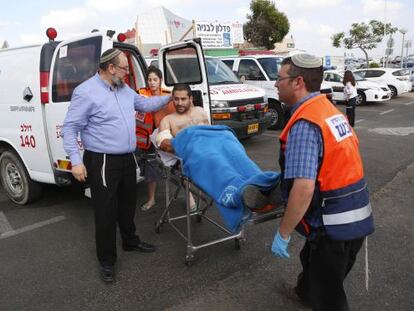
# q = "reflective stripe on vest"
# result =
<box><xmin>323</xmin><ymin>203</ymin><xmax>372</xmax><ymax>225</ymax></box>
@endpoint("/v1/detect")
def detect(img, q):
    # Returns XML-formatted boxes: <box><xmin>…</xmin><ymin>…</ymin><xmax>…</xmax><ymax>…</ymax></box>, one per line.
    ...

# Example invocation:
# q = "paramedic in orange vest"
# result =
<box><xmin>271</xmin><ymin>54</ymin><xmax>374</xmax><ymax>311</ymax></box>
<box><xmin>136</xmin><ymin>66</ymin><xmax>175</xmax><ymax>211</ymax></box>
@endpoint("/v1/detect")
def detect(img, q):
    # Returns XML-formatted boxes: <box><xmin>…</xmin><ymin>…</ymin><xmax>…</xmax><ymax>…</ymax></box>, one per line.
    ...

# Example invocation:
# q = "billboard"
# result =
<box><xmin>195</xmin><ymin>21</ymin><xmax>244</xmax><ymax>48</ymax></box>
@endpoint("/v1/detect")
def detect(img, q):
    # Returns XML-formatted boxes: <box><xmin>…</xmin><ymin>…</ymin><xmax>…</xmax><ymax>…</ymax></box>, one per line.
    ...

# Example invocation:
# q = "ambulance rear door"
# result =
<box><xmin>44</xmin><ymin>32</ymin><xmax>111</xmax><ymax>178</ymax></box>
<box><xmin>158</xmin><ymin>39</ymin><xmax>211</xmax><ymax>122</ymax></box>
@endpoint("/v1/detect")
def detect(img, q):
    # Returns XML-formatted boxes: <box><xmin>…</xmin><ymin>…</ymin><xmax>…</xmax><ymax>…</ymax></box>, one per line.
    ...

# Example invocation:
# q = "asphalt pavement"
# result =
<box><xmin>1</xmin><ymin>93</ymin><xmax>413</xmax><ymax>310</ymax></box>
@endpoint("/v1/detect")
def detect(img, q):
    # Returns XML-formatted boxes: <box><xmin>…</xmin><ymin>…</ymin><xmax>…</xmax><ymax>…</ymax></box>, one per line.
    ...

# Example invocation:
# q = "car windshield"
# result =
<box><xmin>257</xmin><ymin>57</ymin><xmax>281</xmax><ymax>80</ymax></box>
<box><xmin>206</xmin><ymin>58</ymin><xmax>240</xmax><ymax>85</ymax></box>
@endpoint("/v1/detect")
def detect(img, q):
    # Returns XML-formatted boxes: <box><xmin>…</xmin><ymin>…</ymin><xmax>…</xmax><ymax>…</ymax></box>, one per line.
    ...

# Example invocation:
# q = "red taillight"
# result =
<box><xmin>238</xmin><ymin>106</ymin><xmax>247</xmax><ymax>112</ymax></box>
<box><xmin>40</xmin><ymin>71</ymin><xmax>49</xmax><ymax>104</ymax></box>
<box><xmin>117</xmin><ymin>33</ymin><xmax>126</xmax><ymax>42</ymax></box>
<box><xmin>254</xmin><ymin>104</ymin><xmax>262</xmax><ymax>110</ymax></box>
<box><xmin>46</xmin><ymin>28</ymin><xmax>57</xmax><ymax>41</ymax></box>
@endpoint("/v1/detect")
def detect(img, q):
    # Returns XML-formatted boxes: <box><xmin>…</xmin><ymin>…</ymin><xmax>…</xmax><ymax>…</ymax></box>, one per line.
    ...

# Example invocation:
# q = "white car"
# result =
<box><xmin>323</xmin><ymin>70</ymin><xmax>392</xmax><ymax>105</ymax></box>
<box><xmin>353</xmin><ymin>68</ymin><xmax>412</xmax><ymax>98</ymax></box>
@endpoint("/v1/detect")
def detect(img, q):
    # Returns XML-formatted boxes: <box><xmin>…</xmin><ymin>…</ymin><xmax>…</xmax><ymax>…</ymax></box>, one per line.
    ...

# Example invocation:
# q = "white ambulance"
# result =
<box><xmin>0</xmin><ymin>29</ymin><xmax>258</xmax><ymax>204</ymax></box>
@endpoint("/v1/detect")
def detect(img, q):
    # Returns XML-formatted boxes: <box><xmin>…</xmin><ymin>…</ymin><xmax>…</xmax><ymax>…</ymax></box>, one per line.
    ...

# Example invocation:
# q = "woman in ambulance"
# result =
<box><xmin>136</xmin><ymin>66</ymin><xmax>176</xmax><ymax>210</ymax></box>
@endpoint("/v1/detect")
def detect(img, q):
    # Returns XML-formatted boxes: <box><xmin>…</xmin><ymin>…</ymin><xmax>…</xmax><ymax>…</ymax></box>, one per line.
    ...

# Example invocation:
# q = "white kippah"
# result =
<box><xmin>156</xmin><ymin>129</ymin><xmax>173</xmax><ymax>147</ymax></box>
<box><xmin>100</xmin><ymin>49</ymin><xmax>122</xmax><ymax>64</ymax></box>
<box><xmin>291</xmin><ymin>53</ymin><xmax>322</xmax><ymax>69</ymax></box>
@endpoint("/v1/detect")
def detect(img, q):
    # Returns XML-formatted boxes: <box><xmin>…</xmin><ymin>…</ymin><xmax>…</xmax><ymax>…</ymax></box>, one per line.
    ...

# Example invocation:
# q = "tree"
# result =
<box><xmin>244</xmin><ymin>0</ymin><xmax>289</xmax><ymax>50</ymax></box>
<box><xmin>332</xmin><ymin>20</ymin><xmax>398</xmax><ymax>68</ymax></box>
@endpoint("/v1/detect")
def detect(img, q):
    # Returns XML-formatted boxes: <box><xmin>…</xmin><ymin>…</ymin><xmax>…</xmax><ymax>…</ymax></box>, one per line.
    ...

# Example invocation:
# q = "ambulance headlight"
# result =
<box><xmin>211</xmin><ymin>100</ymin><xmax>229</xmax><ymax>108</ymax></box>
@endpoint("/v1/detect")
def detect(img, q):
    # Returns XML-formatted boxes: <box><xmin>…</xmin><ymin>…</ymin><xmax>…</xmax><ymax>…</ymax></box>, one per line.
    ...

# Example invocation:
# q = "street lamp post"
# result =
<box><xmin>399</xmin><ymin>28</ymin><xmax>408</xmax><ymax>68</ymax></box>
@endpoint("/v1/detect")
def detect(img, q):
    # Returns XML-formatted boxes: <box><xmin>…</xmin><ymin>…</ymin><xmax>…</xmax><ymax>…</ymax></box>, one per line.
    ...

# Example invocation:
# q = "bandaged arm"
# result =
<box><xmin>157</xmin><ymin>116</ymin><xmax>174</xmax><ymax>153</ymax></box>
<box><xmin>156</xmin><ymin>129</ymin><xmax>173</xmax><ymax>147</ymax></box>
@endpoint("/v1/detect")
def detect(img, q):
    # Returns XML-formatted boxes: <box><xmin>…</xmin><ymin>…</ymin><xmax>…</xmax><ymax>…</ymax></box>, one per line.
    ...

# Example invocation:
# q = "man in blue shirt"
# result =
<box><xmin>62</xmin><ymin>48</ymin><xmax>171</xmax><ymax>283</ymax></box>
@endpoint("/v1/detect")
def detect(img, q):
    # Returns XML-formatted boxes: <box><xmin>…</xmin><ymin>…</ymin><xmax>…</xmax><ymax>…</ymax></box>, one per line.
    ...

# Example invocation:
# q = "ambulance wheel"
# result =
<box><xmin>268</xmin><ymin>100</ymin><xmax>285</xmax><ymax>130</ymax></box>
<box><xmin>0</xmin><ymin>151</ymin><xmax>42</xmax><ymax>205</ymax></box>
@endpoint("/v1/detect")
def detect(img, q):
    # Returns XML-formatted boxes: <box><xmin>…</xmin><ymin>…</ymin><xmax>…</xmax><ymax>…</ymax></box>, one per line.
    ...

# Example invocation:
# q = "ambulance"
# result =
<box><xmin>0</xmin><ymin>29</ymin><xmax>269</xmax><ymax>205</ymax></box>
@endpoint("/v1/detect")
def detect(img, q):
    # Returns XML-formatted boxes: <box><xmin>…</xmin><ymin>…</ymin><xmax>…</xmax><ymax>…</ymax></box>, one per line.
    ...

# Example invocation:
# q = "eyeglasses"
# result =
<box><xmin>276</xmin><ymin>75</ymin><xmax>298</xmax><ymax>83</ymax></box>
<box><xmin>114</xmin><ymin>64</ymin><xmax>129</xmax><ymax>72</ymax></box>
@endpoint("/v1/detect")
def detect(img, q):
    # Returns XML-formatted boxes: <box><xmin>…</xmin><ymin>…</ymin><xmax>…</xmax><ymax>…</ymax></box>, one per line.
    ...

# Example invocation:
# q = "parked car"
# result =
<box><xmin>220</xmin><ymin>55</ymin><xmax>333</xmax><ymax>129</ymax></box>
<box><xmin>408</xmin><ymin>68</ymin><xmax>414</xmax><ymax>91</ymax></box>
<box><xmin>323</xmin><ymin>70</ymin><xmax>391</xmax><ymax>105</ymax></box>
<box><xmin>353</xmin><ymin>68</ymin><xmax>412</xmax><ymax>98</ymax></box>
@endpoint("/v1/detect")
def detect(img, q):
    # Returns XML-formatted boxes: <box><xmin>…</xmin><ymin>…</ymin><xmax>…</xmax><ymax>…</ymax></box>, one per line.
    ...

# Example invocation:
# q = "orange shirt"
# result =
<box><xmin>138</xmin><ymin>88</ymin><xmax>175</xmax><ymax>128</ymax></box>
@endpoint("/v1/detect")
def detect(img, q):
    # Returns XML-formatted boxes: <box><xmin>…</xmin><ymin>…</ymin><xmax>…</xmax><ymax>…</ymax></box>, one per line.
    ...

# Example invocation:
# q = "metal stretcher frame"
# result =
<box><xmin>142</xmin><ymin>152</ymin><xmax>285</xmax><ymax>266</ymax></box>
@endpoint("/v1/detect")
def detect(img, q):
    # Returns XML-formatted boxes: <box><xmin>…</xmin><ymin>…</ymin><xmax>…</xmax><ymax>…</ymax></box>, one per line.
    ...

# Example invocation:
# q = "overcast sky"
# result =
<box><xmin>0</xmin><ymin>0</ymin><xmax>412</xmax><ymax>60</ymax></box>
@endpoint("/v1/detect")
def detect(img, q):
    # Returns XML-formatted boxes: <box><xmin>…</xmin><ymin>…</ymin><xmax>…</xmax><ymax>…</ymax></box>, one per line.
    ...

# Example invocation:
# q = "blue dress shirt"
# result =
<box><xmin>62</xmin><ymin>73</ymin><xmax>170</xmax><ymax>166</ymax></box>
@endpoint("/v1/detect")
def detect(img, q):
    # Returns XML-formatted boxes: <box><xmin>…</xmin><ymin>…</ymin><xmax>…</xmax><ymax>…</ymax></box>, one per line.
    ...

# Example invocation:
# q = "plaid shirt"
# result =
<box><xmin>283</xmin><ymin>92</ymin><xmax>325</xmax><ymax>228</ymax></box>
<box><xmin>284</xmin><ymin>92</ymin><xmax>323</xmax><ymax>180</ymax></box>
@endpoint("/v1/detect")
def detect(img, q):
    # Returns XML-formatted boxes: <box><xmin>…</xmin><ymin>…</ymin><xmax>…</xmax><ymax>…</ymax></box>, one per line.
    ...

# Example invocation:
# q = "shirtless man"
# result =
<box><xmin>157</xmin><ymin>83</ymin><xmax>209</xmax><ymax>152</ymax></box>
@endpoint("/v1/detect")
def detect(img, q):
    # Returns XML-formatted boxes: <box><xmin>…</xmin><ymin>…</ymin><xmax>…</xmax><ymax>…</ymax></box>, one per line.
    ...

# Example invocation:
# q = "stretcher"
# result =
<box><xmin>140</xmin><ymin>150</ymin><xmax>285</xmax><ymax>266</ymax></box>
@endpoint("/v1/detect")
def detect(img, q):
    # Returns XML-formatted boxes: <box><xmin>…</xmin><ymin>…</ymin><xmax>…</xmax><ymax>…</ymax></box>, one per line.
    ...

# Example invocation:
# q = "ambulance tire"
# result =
<box><xmin>0</xmin><ymin>150</ymin><xmax>42</xmax><ymax>205</ymax></box>
<box><xmin>268</xmin><ymin>100</ymin><xmax>285</xmax><ymax>130</ymax></box>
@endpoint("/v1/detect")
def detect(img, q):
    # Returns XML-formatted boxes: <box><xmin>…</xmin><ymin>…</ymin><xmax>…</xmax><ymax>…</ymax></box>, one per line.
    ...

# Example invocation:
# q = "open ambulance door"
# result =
<box><xmin>44</xmin><ymin>32</ymin><xmax>111</xmax><ymax>182</ymax></box>
<box><xmin>158</xmin><ymin>38</ymin><xmax>211</xmax><ymax>123</ymax></box>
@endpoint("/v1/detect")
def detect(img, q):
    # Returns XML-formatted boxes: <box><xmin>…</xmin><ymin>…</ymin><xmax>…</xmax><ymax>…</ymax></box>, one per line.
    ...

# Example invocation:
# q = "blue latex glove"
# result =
<box><xmin>271</xmin><ymin>230</ymin><xmax>291</xmax><ymax>259</ymax></box>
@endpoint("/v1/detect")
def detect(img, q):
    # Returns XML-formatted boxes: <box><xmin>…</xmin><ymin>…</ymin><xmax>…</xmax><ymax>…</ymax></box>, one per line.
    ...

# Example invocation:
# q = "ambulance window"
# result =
<box><xmin>52</xmin><ymin>36</ymin><xmax>102</xmax><ymax>103</ymax></box>
<box><xmin>238</xmin><ymin>59</ymin><xmax>266</xmax><ymax>81</ymax></box>
<box><xmin>164</xmin><ymin>46</ymin><xmax>202</xmax><ymax>86</ymax></box>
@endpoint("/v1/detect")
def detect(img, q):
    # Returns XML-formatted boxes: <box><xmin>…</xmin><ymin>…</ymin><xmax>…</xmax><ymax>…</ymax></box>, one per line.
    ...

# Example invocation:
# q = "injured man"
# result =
<box><xmin>155</xmin><ymin>84</ymin><xmax>282</xmax><ymax>233</ymax></box>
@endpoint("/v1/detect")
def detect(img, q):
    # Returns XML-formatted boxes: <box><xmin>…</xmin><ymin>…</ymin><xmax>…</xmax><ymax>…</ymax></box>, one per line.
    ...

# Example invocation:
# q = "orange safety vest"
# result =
<box><xmin>135</xmin><ymin>88</ymin><xmax>174</xmax><ymax>150</ymax></box>
<box><xmin>279</xmin><ymin>94</ymin><xmax>374</xmax><ymax>240</ymax></box>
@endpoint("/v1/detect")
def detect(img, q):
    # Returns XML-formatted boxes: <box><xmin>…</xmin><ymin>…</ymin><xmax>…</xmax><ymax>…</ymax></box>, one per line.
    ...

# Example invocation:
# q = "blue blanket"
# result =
<box><xmin>171</xmin><ymin>125</ymin><xmax>280</xmax><ymax>233</ymax></box>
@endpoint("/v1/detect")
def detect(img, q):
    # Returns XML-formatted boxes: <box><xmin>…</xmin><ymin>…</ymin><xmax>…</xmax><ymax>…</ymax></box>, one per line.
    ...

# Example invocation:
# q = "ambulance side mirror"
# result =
<box><xmin>23</xmin><ymin>87</ymin><xmax>33</xmax><ymax>102</ymax></box>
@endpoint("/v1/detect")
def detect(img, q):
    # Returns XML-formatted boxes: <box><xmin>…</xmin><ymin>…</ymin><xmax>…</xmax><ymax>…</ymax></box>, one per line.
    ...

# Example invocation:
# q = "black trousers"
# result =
<box><xmin>296</xmin><ymin>230</ymin><xmax>364</xmax><ymax>311</ymax></box>
<box><xmin>345</xmin><ymin>97</ymin><xmax>356</xmax><ymax>127</ymax></box>
<box><xmin>83</xmin><ymin>150</ymin><xmax>140</xmax><ymax>266</ymax></box>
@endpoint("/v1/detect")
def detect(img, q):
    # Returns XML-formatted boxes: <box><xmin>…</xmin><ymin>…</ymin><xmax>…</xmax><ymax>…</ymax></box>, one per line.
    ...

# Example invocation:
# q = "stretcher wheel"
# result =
<box><xmin>234</xmin><ymin>238</ymin><xmax>241</xmax><ymax>250</ymax></box>
<box><xmin>185</xmin><ymin>255</ymin><xmax>194</xmax><ymax>266</ymax></box>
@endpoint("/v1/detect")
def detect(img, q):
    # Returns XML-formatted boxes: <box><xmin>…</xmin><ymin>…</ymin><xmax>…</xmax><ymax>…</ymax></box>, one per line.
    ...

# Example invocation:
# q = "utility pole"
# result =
<box><xmin>399</xmin><ymin>29</ymin><xmax>408</xmax><ymax>68</ymax></box>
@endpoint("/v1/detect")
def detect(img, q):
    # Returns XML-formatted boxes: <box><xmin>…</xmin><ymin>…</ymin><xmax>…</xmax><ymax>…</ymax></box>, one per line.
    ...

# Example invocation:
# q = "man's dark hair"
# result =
<box><xmin>147</xmin><ymin>65</ymin><xmax>163</xmax><ymax>80</ymax></box>
<box><xmin>281</xmin><ymin>57</ymin><xmax>323</xmax><ymax>92</ymax></box>
<box><xmin>172</xmin><ymin>83</ymin><xmax>192</xmax><ymax>97</ymax></box>
<box><xmin>99</xmin><ymin>48</ymin><xmax>121</xmax><ymax>71</ymax></box>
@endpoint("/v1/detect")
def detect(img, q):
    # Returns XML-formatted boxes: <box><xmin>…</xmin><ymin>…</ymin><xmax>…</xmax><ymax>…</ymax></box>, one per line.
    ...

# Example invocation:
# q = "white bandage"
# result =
<box><xmin>156</xmin><ymin>129</ymin><xmax>173</xmax><ymax>147</ymax></box>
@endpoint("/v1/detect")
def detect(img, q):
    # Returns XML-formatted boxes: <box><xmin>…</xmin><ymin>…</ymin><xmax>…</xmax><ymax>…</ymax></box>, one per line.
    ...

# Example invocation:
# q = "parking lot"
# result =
<box><xmin>1</xmin><ymin>93</ymin><xmax>414</xmax><ymax>311</ymax></box>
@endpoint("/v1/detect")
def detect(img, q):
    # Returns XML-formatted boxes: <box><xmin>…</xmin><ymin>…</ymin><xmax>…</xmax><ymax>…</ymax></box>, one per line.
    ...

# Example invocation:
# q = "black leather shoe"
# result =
<box><xmin>100</xmin><ymin>265</ymin><xmax>114</xmax><ymax>283</ymax></box>
<box><xmin>122</xmin><ymin>241</ymin><xmax>156</xmax><ymax>253</ymax></box>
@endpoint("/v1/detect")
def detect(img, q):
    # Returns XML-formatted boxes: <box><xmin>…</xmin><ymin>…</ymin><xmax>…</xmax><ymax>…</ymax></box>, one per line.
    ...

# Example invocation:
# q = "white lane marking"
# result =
<box><xmin>404</xmin><ymin>101</ymin><xmax>414</xmax><ymax>106</ymax></box>
<box><xmin>262</xmin><ymin>132</ymin><xmax>280</xmax><ymax>138</ymax></box>
<box><xmin>0</xmin><ymin>212</ymin><xmax>13</xmax><ymax>233</ymax></box>
<box><xmin>368</xmin><ymin>127</ymin><xmax>414</xmax><ymax>136</ymax></box>
<box><xmin>0</xmin><ymin>215</ymin><xmax>66</xmax><ymax>240</ymax></box>
<box><xmin>355</xmin><ymin>119</ymin><xmax>365</xmax><ymax>124</ymax></box>
<box><xmin>379</xmin><ymin>109</ymin><xmax>394</xmax><ymax>115</ymax></box>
